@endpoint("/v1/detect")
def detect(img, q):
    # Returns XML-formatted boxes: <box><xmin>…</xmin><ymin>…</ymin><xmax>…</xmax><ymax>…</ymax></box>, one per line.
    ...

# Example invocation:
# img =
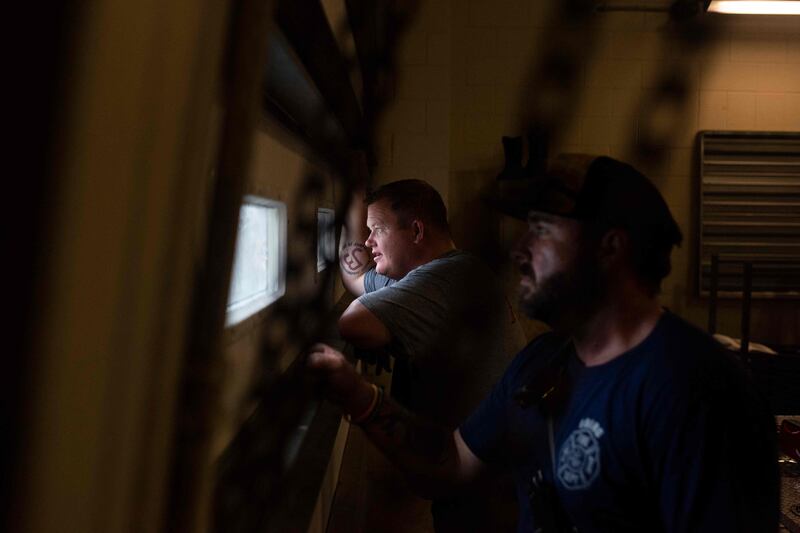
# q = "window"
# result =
<box><xmin>698</xmin><ymin>131</ymin><xmax>800</xmax><ymax>297</ymax></box>
<box><xmin>317</xmin><ymin>208</ymin><xmax>335</xmax><ymax>272</ymax></box>
<box><xmin>226</xmin><ymin>196</ymin><xmax>287</xmax><ymax>325</ymax></box>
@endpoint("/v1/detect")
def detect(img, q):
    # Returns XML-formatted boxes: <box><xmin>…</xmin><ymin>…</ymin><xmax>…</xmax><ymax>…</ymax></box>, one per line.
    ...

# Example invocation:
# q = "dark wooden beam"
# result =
<box><xmin>275</xmin><ymin>0</ymin><xmax>365</xmax><ymax>150</ymax></box>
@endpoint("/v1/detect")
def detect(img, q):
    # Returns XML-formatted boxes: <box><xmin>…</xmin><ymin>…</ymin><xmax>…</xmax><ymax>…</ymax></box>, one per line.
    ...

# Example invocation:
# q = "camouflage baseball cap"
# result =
<box><xmin>495</xmin><ymin>154</ymin><xmax>682</xmax><ymax>246</ymax></box>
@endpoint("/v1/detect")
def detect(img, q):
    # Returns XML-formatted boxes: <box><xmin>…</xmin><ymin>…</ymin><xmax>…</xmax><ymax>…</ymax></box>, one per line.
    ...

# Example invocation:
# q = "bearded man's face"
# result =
<box><xmin>513</xmin><ymin>215</ymin><xmax>605</xmax><ymax>329</ymax></box>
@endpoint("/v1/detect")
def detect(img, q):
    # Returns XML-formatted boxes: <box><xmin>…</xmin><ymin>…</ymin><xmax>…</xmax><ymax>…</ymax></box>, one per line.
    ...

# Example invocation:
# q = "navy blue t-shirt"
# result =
<box><xmin>460</xmin><ymin>312</ymin><xmax>778</xmax><ymax>532</ymax></box>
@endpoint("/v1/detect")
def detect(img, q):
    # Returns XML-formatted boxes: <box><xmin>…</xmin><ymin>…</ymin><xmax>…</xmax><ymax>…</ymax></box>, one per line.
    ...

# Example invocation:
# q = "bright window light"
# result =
<box><xmin>317</xmin><ymin>208</ymin><xmax>336</xmax><ymax>272</ymax></box>
<box><xmin>707</xmin><ymin>1</ymin><xmax>800</xmax><ymax>14</ymax></box>
<box><xmin>226</xmin><ymin>196</ymin><xmax>286</xmax><ymax>325</ymax></box>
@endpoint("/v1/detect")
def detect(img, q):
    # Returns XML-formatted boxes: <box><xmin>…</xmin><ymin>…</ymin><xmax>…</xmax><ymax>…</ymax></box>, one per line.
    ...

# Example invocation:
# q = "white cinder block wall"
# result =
<box><xmin>373</xmin><ymin>0</ymin><xmax>452</xmax><ymax>205</ymax></box>
<box><xmin>379</xmin><ymin>0</ymin><xmax>800</xmax><ymax>344</ymax></box>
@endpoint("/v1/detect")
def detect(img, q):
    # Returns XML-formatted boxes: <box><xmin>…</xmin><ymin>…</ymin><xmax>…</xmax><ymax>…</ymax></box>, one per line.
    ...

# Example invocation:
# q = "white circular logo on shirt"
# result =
<box><xmin>556</xmin><ymin>418</ymin><xmax>604</xmax><ymax>490</ymax></box>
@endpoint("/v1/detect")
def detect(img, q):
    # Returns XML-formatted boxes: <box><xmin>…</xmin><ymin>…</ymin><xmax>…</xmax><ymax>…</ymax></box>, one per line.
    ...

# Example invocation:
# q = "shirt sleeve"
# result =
<box><xmin>458</xmin><ymin>375</ymin><xmax>511</xmax><ymax>466</ymax></box>
<box><xmin>363</xmin><ymin>267</ymin><xmax>394</xmax><ymax>293</ymax></box>
<box><xmin>357</xmin><ymin>268</ymin><xmax>448</xmax><ymax>359</ymax></box>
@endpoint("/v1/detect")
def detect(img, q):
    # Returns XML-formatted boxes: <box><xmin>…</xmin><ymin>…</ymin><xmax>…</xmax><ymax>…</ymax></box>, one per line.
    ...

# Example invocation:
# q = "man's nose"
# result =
<box><xmin>511</xmin><ymin>232</ymin><xmax>533</xmax><ymax>263</ymax></box>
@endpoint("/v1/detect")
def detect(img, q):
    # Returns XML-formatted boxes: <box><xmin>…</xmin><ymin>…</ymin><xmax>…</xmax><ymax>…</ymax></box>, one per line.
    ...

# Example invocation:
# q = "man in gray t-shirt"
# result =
<box><xmin>337</xmin><ymin>179</ymin><xmax>524</xmax><ymax>532</ymax></box>
<box><xmin>338</xmin><ymin>179</ymin><xmax>523</xmax><ymax>428</ymax></box>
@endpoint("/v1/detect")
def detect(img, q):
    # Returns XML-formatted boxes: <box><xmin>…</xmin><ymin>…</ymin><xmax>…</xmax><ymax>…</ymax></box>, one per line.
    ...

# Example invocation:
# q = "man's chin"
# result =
<box><xmin>375</xmin><ymin>264</ymin><xmax>394</xmax><ymax>278</ymax></box>
<box><xmin>519</xmin><ymin>296</ymin><xmax>557</xmax><ymax>325</ymax></box>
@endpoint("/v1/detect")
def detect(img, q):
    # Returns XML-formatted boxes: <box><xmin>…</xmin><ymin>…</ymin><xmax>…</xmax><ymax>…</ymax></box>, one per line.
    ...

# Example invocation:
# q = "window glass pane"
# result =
<box><xmin>228</xmin><ymin>204</ymin><xmax>269</xmax><ymax>307</ymax></box>
<box><xmin>317</xmin><ymin>208</ymin><xmax>335</xmax><ymax>272</ymax></box>
<box><xmin>226</xmin><ymin>198</ymin><xmax>286</xmax><ymax>325</ymax></box>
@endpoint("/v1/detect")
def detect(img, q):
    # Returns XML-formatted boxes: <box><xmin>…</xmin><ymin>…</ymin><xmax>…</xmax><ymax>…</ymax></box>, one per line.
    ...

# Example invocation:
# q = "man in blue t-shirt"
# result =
<box><xmin>310</xmin><ymin>154</ymin><xmax>779</xmax><ymax>532</ymax></box>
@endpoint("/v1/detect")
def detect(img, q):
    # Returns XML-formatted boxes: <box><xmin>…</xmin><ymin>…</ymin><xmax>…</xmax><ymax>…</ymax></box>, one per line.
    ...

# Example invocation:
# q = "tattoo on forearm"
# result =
<box><xmin>364</xmin><ymin>398</ymin><xmax>450</xmax><ymax>466</ymax></box>
<box><xmin>340</xmin><ymin>242</ymin><xmax>371</xmax><ymax>275</ymax></box>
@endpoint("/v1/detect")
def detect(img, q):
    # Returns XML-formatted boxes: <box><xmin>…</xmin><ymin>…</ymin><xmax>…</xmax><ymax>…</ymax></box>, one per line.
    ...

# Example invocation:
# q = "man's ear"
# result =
<box><xmin>598</xmin><ymin>227</ymin><xmax>628</xmax><ymax>266</ymax></box>
<box><xmin>411</xmin><ymin>219</ymin><xmax>424</xmax><ymax>244</ymax></box>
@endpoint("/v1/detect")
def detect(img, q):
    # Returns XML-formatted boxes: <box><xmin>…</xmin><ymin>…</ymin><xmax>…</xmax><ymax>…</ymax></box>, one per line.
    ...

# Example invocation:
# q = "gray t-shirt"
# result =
<box><xmin>360</xmin><ymin>250</ymin><xmax>525</xmax><ymax>429</ymax></box>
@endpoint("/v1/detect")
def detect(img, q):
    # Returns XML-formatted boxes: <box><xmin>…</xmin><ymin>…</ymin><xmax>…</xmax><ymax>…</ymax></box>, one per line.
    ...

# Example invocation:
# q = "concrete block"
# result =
<box><xmin>754</xmin><ymin>63</ymin><xmax>795</xmax><ymax>92</ymax></box>
<box><xmin>669</xmin><ymin>148</ymin><xmax>693</xmax><ymax>177</ymax></box>
<box><xmin>669</xmin><ymin>91</ymin><xmax>699</xmax><ymax>148</ymax></box>
<box><xmin>428</xmin><ymin>33</ymin><xmax>450</xmax><ymax>66</ymax></box>
<box><xmin>756</xmin><ymin>93</ymin><xmax>788</xmax><ymax>130</ymax></box>
<box><xmin>398</xmin><ymin>65</ymin><xmax>450</xmax><ymax>99</ymax></box>
<box><xmin>374</xmin><ymin>132</ymin><xmax>394</xmax><ymax>166</ymax></box>
<box><xmin>394</xmin><ymin>133</ymin><xmax>450</xmax><ymax>168</ymax></box>
<box><xmin>495</xmin><ymin>28</ymin><xmax>539</xmax><ymax>58</ymax></box>
<box><xmin>424</xmin><ymin>134</ymin><xmax>451</xmax><ymax>168</ymax></box>
<box><xmin>585</xmin><ymin>60</ymin><xmax>642</xmax><ymax>89</ymax></box>
<box><xmin>467</xmin><ymin>139</ymin><xmax>504</xmax><ymax>170</ymax></box>
<box><xmin>467</xmin><ymin>0</ymin><xmax>495</xmax><ymax>28</ymax></box>
<box><xmin>456</xmin><ymin>85</ymin><xmax>494</xmax><ymax>117</ymax></box>
<box><xmin>591</xmin><ymin>32</ymin><xmax>616</xmax><ymax>61</ymax></box>
<box><xmin>393</xmin><ymin>133</ymin><xmax>429</xmax><ymax>167</ymax></box>
<box><xmin>787</xmin><ymin>38</ymin><xmax>800</xmax><ymax>63</ymax></box>
<box><xmin>576</xmin><ymin>87</ymin><xmax>614</xmax><ymax>117</ymax></box>
<box><xmin>580</xmin><ymin>117</ymin><xmax>614</xmax><ymax>145</ymax></box>
<box><xmin>416</xmin><ymin>0</ymin><xmax>450</xmax><ymax>32</ymax></box>
<box><xmin>726</xmin><ymin>91</ymin><xmax>756</xmax><ymax>130</ymax></box>
<box><xmin>426</xmin><ymin>100</ymin><xmax>450</xmax><ymax>133</ymax></box>
<box><xmin>642</xmin><ymin>61</ymin><xmax>699</xmax><ymax>91</ymax></box>
<box><xmin>376</xmin><ymin>163</ymin><xmax>426</xmax><ymax>184</ymax></box>
<box><xmin>730</xmin><ymin>34</ymin><xmax>786</xmax><ymax>64</ymax></box>
<box><xmin>609</xmin><ymin>31</ymin><xmax>660</xmax><ymax>61</ymax></box>
<box><xmin>700</xmin><ymin>61</ymin><xmax>760</xmax><ymax>92</ymax></box>
<box><xmin>787</xmin><ymin>66</ymin><xmax>800</xmax><ymax>92</ymax></box>
<box><xmin>598</xmin><ymin>12</ymin><xmax>644</xmax><ymax>31</ymax></box>
<box><xmin>698</xmin><ymin>90</ymin><xmax>727</xmax><ymax>130</ymax></box>
<box><xmin>580</xmin><ymin>144</ymin><xmax>613</xmax><ymax>157</ymax></box>
<box><xmin>452</xmin><ymin>139</ymin><xmax>501</xmax><ymax>171</ymax></box>
<box><xmin>397</xmin><ymin>67</ymin><xmax>428</xmax><ymax>99</ymax></box>
<box><xmin>610</xmin><ymin>87</ymin><xmax>642</xmax><ymax>118</ymax></box>
<box><xmin>463</xmin><ymin>113</ymin><xmax>505</xmax><ymax>145</ymax></box>
<box><xmin>383</xmin><ymin>99</ymin><xmax>427</xmax><ymax>133</ymax></box>
<box><xmin>466</xmin><ymin>58</ymin><xmax>505</xmax><ymax>86</ymax></box>
<box><xmin>488</xmin><ymin>0</ymin><xmax>531</xmax><ymax>28</ymax></box>
<box><xmin>643</xmin><ymin>12</ymin><xmax>670</xmax><ymax>31</ymax></box>
<box><xmin>607</xmin><ymin>144</ymin><xmax>631</xmax><ymax>161</ymax></box>
<box><xmin>457</xmin><ymin>28</ymin><xmax>498</xmax><ymax>61</ymax></box>
<box><xmin>785</xmin><ymin>93</ymin><xmax>800</xmax><ymax>127</ymax></box>
<box><xmin>695</xmin><ymin>34</ymin><xmax>730</xmax><ymax>64</ymax></box>
<box><xmin>559</xmin><ymin>120</ymin><xmax>583</xmax><ymax>148</ymax></box>
<box><xmin>424</xmin><ymin>167</ymin><xmax>450</xmax><ymax>201</ymax></box>
<box><xmin>495</xmin><ymin>55</ymin><xmax>534</xmax><ymax>87</ymax></box>
<box><xmin>582</xmin><ymin>113</ymin><xmax>636</xmax><ymax>148</ymax></box>
<box><xmin>399</xmin><ymin>31</ymin><xmax>427</xmax><ymax>65</ymax></box>
<box><xmin>529</xmin><ymin>0</ymin><xmax>554</xmax><ymax>27</ymax></box>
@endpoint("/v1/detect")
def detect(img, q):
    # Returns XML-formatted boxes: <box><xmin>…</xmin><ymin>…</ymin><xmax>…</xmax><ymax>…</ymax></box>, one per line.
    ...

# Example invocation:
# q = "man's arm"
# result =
<box><xmin>338</xmin><ymin>299</ymin><xmax>391</xmax><ymax>348</ymax></box>
<box><xmin>307</xmin><ymin>343</ymin><xmax>487</xmax><ymax>497</ymax></box>
<box><xmin>339</xmin><ymin>188</ymin><xmax>372</xmax><ymax>296</ymax></box>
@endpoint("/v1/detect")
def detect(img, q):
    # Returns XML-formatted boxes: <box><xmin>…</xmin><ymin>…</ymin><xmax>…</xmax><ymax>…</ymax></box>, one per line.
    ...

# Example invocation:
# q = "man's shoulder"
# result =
<box><xmin>639</xmin><ymin>312</ymin><xmax>754</xmax><ymax>403</ymax></box>
<box><xmin>400</xmin><ymin>250</ymin><xmax>495</xmax><ymax>289</ymax></box>
<box><xmin>504</xmin><ymin>331</ymin><xmax>566</xmax><ymax>377</ymax></box>
<box><xmin>652</xmin><ymin>312</ymin><xmax>735</xmax><ymax>369</ymax></box>
<box><xmin>418</xmin><ymin>249</ymin><xmax>502</xmax><ymax>285</ymax></box>
<box><xmin>417</xmin><ymin>249</ymin><xmax>480</xmax><ymax>272</ymax></box>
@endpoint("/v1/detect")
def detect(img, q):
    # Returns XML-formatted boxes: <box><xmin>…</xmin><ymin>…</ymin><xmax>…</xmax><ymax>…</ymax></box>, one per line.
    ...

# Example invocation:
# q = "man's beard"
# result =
<box><xmin>519</xmin><ymin>250</ymin><xmax>606</xmax><ymax>332</ymax></box>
